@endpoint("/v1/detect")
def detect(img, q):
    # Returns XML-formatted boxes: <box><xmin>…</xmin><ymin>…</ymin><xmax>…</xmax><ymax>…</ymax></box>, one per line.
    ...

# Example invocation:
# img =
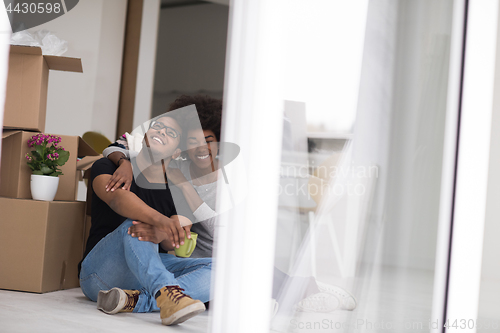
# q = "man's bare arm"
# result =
<box><xmin>93</xmin><ymin>174</ymin><xmax>186</xmax><ymax>248</ymax></box>
<box><xmin>108</xmin><ymin>151</ymin><xmax>127</xmax><ymax>165</ymax></box>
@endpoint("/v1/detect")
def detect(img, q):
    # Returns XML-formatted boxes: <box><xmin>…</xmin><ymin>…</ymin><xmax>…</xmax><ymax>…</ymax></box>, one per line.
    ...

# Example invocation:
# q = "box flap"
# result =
<box><xmin>76</xmin><ymin>155</ymin><xmax>102</xmax><ymax>171</ymax></box>
<box><xmin>1</xmin><ymin>130</ymin><xmax>22</xmax><ymax>139</ymax></box>
<box><xmin>44</xmin><ymin>55</ymin><xmax>83</xmax><ymax>73</ymax></box>
<box><xmin>10</xmin><ymin>45</ymin><xmax>42</xmax><ymax>56</ymax></box>
<box><xmin>9</xmin><ymin>45</ymin><xmax>82</xmax><ymax>72</ymax></box>
<box><xmin>78</xmin><ymin>137</ymin><xmax>98</xmax><ymax>158</ymax></box>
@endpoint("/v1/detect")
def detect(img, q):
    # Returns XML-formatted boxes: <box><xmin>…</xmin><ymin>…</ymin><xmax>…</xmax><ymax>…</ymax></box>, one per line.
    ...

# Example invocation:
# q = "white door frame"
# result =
<box><xmin>444</xmin><ymin>1</ymin><xmax>499</xmax><ymax>332</ymax></box>
<box><xmin>210</xmin><ymin>0</ymin><xmax>284</xmax><ymax>333</ymax></box>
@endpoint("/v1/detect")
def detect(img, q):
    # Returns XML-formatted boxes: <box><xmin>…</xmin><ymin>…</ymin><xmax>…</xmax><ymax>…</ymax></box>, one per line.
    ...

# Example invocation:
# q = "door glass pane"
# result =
<box><xmin>477</xmin><ymin>93</ymin><xmax>500</xmax><ymax>331</ymax></box>
<box><xmin>270</xmin><ymin>1</ymin><xmax>457</xmax><ymax>332</ymax></box>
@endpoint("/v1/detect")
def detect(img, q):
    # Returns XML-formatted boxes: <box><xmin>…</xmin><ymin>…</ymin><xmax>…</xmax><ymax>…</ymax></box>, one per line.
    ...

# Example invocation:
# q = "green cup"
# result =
<box><xmin>174</xmin><ymin>232</ymin><xmax>198</xmax><ymax>257</ymax></box>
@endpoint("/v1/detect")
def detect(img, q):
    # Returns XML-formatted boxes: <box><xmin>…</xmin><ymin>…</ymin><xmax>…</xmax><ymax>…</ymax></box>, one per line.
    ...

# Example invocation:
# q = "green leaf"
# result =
<box><xmin>40</xmin><ymin>166</ymin><xmax>52</xmax><ymax>175</ymax></box>
<box><xmin>33</xmin><ymin>170</ymin><xmax>43</xmax><ymax>175</ymax></box>
<box><xmin>48</xmin><ymin>171</ymin><xmax>62</xmax><ymax>177</ymax></box>
<box><xmin>57</xmin><ymin>150</ymin><xmax>70</xmax><ymax>166</ymax></box>
<box><xmin>35</xmin><ymin>145</ymin><xmax>45</xmax><ymax>159</ymax></box>
<box><xmin>31</xmin><ymin>150</ymin><xmax>41</xmax><ymax>159</ymax></box>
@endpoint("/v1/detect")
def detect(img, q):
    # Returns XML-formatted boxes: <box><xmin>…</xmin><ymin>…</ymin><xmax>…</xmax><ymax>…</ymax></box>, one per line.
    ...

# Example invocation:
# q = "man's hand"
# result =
<box><xmin>128</xmin><ymin>221</ymin><xmax>168</xmax><ymax>244</ymax></box>
<box><xmin>146</xmin><ymin>215</ymin><xmax>188</xmax><ymax>248</ymax></box>
<box><xmin>128</xmin><ymin>221</ymin><xmax>191</xmax><ymax>251</ymax></box>
<box><xmin>106</xmin><ymin>159</ymin><xmax>133</xmax><ymax>192</ymax></box>
<box><xmin>128</xmin><ymin>220</ymin><xmax>192</xmax><ymax>250</ymax></box>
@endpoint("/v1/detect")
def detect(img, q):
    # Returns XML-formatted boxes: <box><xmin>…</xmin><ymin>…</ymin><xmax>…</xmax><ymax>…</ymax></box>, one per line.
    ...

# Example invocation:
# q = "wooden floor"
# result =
<box><xmin>0</xmin><ymin>288</ymin><xmax>210</xmax><ymax>333</ymax></box>
<box><xmin>1</xmin><ymin>266</ymin><xmax>498</xmax><ymax>333</ymax></box>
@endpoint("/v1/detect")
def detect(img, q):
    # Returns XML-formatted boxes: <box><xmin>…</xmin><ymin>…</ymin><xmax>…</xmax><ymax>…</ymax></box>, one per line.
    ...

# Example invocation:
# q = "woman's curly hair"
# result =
<box><xmin>168</xmin><ymin>95</ymin><xmax>223</xmax><ymax>142</ymax></box>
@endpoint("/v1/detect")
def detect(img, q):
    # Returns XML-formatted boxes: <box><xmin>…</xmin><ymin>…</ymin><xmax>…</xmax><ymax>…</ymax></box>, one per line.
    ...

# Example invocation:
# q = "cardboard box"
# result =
<box><xmin>3</xmin><ymin>45</ymin><xmax>83</xmax><ymax>132</ymax></box>
<box><xmin>0</xmin><ymin>198</ymin><xmax>86</xmax><ymax>293</ymax></box>
<box><xmin>0</xmin><ymin>130</ymin><xmax>98</xmax><ymax>201</ymax></box>
<box><xmin>77</xmin><ymin>155</ymin><xmax>102</xmax><ymax>182</ymax></box>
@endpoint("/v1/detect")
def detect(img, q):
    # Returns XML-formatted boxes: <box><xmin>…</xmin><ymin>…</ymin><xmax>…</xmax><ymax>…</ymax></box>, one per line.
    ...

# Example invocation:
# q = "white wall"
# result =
<box><xmin>132</xmin><ymin>0</ymin><xmax>160</xmax><ymax>129</ymax></box>
<box><xmin>0</xmin><ymin>5</ymin><xmax>12</xmax><ymax>159</ymax></box>
<box><xmin>31</xmin><ymin>0</ymin><xmax>127</xmax><ymax>141</ymax></box>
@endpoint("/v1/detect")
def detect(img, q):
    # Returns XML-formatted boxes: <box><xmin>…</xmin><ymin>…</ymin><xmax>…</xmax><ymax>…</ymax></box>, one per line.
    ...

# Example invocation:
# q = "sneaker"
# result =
<box><xmin>156</xmin><ymin>286</ymin><xmax>206</xmax><ymax>326</ymax></box>
<box><xmin>97</xmin><ymin>288</ymin><xmax>140</xmax><ymax>314</ymax></box>
<box><xmin>316</xmin><ymin>281</ymin><xmax>357</xmax><ymax>310</ymax></box>
<box><xmin>295</xmin><ymin>292</ymin><xmax>340</xmax><ymax>312</ymax></box>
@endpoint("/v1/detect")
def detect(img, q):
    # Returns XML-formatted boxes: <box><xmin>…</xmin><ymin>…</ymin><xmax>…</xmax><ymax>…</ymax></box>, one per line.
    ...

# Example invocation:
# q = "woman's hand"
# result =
<box><xmin>166</xmin><ymin>167</ymin><xmax>189</xmax><ymax>186</ymax></box>
<box><xmin>181</xmin><ymin>222</ymin><xmax>193</xmax><ymax>239</ymax></box>
<box><xmin>106</xmin><ymin>159</ymin><xmax>133</xmax><ymax>192</ymax></box>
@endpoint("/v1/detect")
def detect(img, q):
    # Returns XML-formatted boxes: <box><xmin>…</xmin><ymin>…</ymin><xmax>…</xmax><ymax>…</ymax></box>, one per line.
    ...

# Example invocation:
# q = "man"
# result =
<box><xmin>79</xmin><ymin>108</ymin><xmax>211</xmax><ymax>326</ymax></box>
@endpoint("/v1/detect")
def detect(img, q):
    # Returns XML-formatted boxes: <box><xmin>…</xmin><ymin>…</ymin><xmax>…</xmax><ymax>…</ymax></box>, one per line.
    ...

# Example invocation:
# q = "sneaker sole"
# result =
<box><xmin>97</xmin><ymin>288</ymin><xmax>127</xmax><ymax>315</ymax></box>
<box><xmin>161</xmin><ymin>302</ymin><xmax>206</xmax><ymax>326</ymax></box>
<box><xmin>317</xmin><ymin>283</ymin><xmax>357</xmax><ymax>310</ymax></box>
<box><xmin>294</xmin><ymin>293</ymin><xmax>340</xmax><ymax>313</ymax></box>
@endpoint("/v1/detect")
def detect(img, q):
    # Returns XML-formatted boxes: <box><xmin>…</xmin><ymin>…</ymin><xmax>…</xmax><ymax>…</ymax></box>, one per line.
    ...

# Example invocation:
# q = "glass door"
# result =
<box><xmin>210</xmin><ymin>1</ymin><xmax>498</xmax><ymax>332</ymax></box>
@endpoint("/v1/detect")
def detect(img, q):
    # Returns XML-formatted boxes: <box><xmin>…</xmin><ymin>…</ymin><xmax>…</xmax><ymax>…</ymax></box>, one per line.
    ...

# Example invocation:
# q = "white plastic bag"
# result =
<box><xmin>10</xmin><ymin>30</ymin><xmax>38</xmax><ymax>47</ymax></box>
<box><xmin>10</xmin><ymin>30</ymin><xmax>68</xmax><ymax>56</ymax></box>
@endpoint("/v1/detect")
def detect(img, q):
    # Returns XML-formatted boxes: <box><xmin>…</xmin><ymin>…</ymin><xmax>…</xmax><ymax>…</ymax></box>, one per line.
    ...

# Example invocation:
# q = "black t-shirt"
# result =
<box><xmin>79</xmin><ymin>157</ymin><xmax>193</xmax><ymax>273</ymax></box>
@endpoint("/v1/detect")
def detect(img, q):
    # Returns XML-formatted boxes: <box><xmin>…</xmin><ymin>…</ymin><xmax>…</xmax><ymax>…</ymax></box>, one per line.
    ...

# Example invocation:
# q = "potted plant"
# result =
<box><xmin>25</xmin><ymin>133</ymin><xmax>70</xmax><ymax>201</ymax></box>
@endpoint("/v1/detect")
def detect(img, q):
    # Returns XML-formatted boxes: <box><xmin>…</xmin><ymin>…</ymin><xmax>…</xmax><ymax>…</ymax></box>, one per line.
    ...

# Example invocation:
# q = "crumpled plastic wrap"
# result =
<box><xmin>10</xmin><ymin>30</ymin><xmax>68</xmax><ymax>56</ymax></box>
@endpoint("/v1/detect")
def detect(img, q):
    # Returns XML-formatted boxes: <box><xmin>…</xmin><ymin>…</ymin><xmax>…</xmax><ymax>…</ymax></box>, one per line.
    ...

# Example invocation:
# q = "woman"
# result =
<box><xmin>103</xmin><ymin>95</ymin><xmax>356</xmax><ymax>314</ymax></box>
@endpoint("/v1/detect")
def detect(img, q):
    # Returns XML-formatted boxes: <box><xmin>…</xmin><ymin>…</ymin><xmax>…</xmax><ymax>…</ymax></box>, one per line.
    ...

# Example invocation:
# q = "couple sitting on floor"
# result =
<box><xmin>79</xmin><ymin>95</ymin><xmax>356</xmax><ymax>327</ymax></box>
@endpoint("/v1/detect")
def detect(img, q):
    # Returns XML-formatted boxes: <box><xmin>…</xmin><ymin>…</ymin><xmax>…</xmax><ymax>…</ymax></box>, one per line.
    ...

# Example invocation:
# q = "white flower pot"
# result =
<box><xmin>30</xmin><ymin>174</ymin><xmax>60</xmax><ymax>201</ymax></box>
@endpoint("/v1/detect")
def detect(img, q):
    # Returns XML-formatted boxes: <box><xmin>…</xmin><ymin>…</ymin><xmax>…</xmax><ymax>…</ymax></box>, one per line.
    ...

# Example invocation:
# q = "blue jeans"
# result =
<box><xmin>79</xmin><ymin>219</ymin><xmax>212</xmax><ymax>313</ymax></box>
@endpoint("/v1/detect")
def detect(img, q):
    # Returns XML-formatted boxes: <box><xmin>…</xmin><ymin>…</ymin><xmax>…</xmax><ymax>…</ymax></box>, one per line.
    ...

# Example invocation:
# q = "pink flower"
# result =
<box><xmin>47</xmin><ymin>152</ymin><xmax>59</xmax><ymax>161</ymax></box>
<box><xmin>28</xmin><ymin>133</ymin><xmax>63</xmax><ymax>149</ymax></box>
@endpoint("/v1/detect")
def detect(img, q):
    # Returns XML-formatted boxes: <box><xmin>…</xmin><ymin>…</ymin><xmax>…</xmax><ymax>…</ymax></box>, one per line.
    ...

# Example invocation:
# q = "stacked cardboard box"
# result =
<box><xmin>0</xmin><ymin>45</ymin><xmax>97</xmax><ymax>293</ymax></box>
<box><xmin>78</xmin><ymin>155</ymin><xmax>102</xmax><ymax>247</ymax></box>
